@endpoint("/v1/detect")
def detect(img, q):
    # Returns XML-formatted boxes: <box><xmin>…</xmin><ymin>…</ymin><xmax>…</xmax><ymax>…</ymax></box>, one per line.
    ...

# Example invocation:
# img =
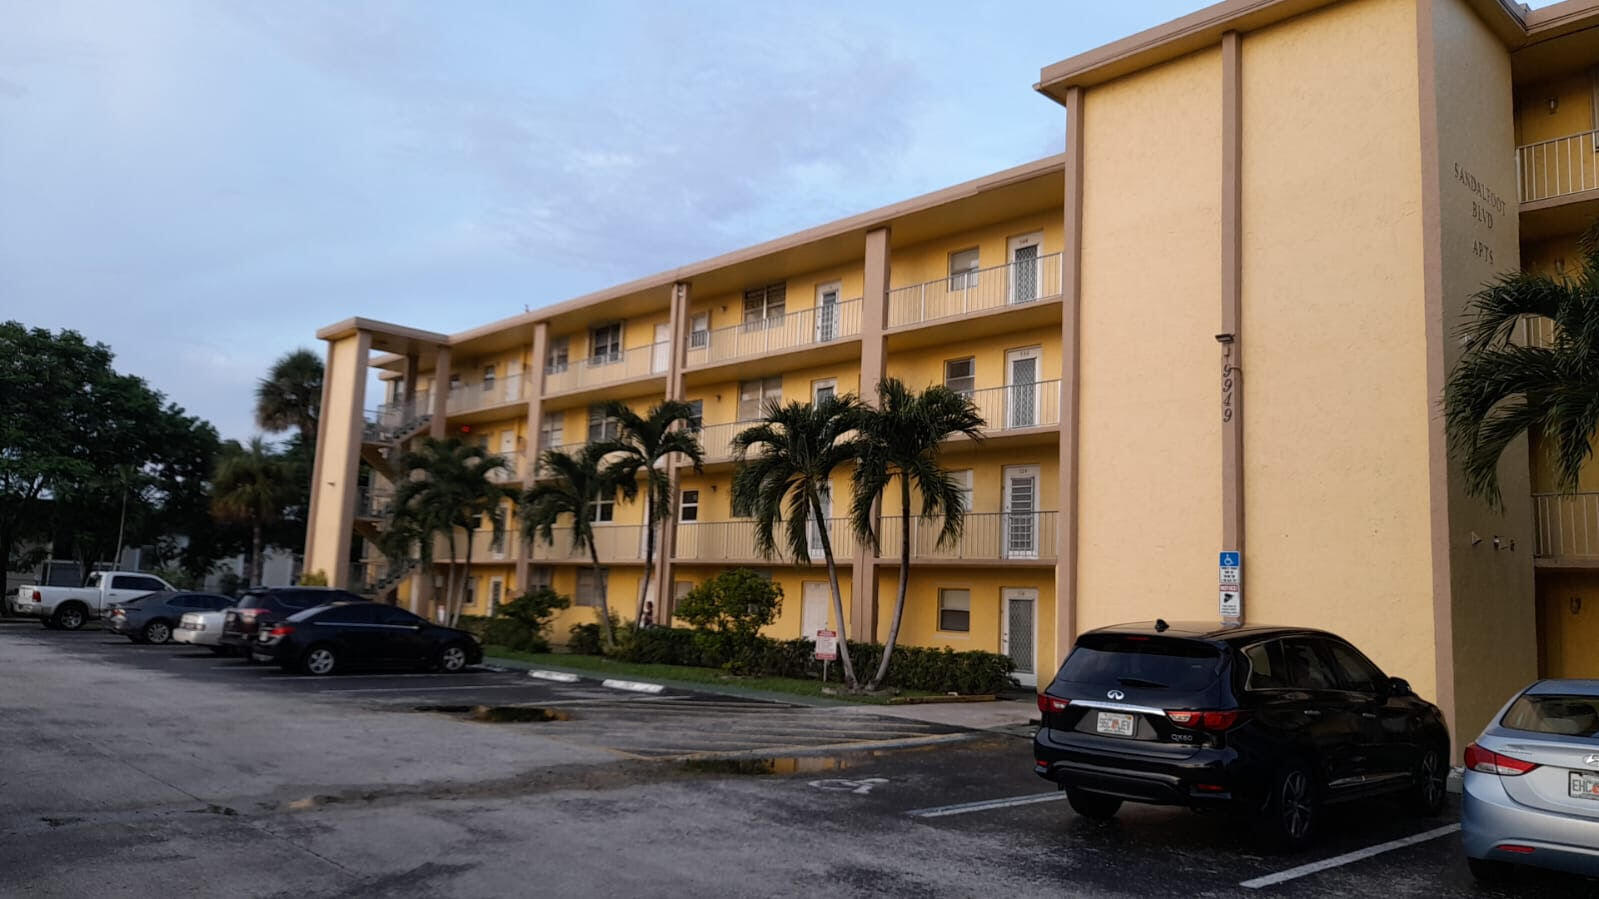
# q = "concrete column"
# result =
<box><xmin>303</xmin><ymin>342</ymin><xmax>339</xmax><ymax>566</ymax></box>
<box><xmin>1219</xmin><ymin>32</ymin><xmax>1245</xmax><ymax>627</ymax></box>
<box><xmin>430</xmin><ymin>346</ymin><xmax>451</xmax><ymax>439</ymax></box>
<box><xmin>324</xmin><ymin>331</ymin><xmax>373</xmax><ymax>588</ymax></box>
<box><xmin>851</xmin><ymin>228</ymin><xmax>890</xmax><ymax>643</ymax></box>
<box><xmin>1055</xmin><ymin>89</ymin><xmax>1085</xmax><ymax>674</ymax></box>
<box><xmin>657</xmin><ymin>282</ymin><xmax>690</xmax><ymax>623</ymax></box>
<box><xmin>517</xmin><ymin>323</ymin><xmax>548</xmax><ymax>591</ymax></box>
<box><xmin>402</xmin><ymin>354</ymin><xmax>419</xmax><ymax>408</ymax></box>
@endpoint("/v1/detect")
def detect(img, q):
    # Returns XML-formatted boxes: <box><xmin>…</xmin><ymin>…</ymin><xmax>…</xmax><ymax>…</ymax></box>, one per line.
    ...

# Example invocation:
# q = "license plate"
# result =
<box><xmin>1096</xmin><ymin>711</ymin><xmax>1136</xmax><ymax>737</ymax></box>
<box><xmin>1569</xmin><ymin>771</ymin><xmax>1599</xmax><ymax>800</ymax></box>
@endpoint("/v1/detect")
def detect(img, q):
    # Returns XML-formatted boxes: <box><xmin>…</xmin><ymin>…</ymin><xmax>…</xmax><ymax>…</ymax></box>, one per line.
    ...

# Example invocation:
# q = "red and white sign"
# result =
<box><xmin>814</xmin><ymin>629</ymin><xmax>838</xmax><ymax>661</ymax></box>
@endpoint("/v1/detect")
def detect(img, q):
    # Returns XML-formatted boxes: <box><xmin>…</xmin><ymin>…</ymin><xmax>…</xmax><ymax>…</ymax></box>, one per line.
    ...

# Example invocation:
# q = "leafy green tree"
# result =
<box><xmin>730</xmin><ymin>394</ymin><xmax>863</xmax><ymax>689</ymax></box>
<box><xmin>483</xmin><ymin>585</ymin><xmax>572</xmax><ymax>652</ymax></box>
<box><xmin>850</xmin><ymin>378</ymin><xmax>984</xmax><ymax>691</ymax></box>
<box><xmin>675</xmin><ymin>568</ymin><xmax>783</xmax><ymax>670</ymax></box>
<box><xmin>519</xmin><ymin>446</ymin><xmax>626</xmax><ymax>649</ymax></box>
<box><xmin>256</xmin><ymin>348</ymin><xmax>324</xmax><ymax>439</ymax></box>
<box><xmin>590</xmin><ymin>400</ymin><xmax>703</xmax><ymax>627</ymax></box>
<box><xmin>211</xmin><ymin>438</ymin><xmax>292</xmax><ymax>587</ymax></box>
<box><xmin>1445</xmin><ymin>225</ymin><xmax>1599</xmax><ymax>507</ymax></box>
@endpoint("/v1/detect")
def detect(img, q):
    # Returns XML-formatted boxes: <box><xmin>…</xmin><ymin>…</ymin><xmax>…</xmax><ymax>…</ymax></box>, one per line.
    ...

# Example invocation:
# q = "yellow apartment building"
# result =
<box><xmin>304</xmin><ymin>0</ymin><xmax>1599</xmax><ymax>748</ymax></box>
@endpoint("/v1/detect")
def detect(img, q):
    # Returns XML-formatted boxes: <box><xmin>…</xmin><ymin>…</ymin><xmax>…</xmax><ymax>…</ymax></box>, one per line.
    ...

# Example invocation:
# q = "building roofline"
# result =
<box><xmin>315</xmin><ymin>317</ymin><xmax>448</xmax><ymax>344</ymax></box>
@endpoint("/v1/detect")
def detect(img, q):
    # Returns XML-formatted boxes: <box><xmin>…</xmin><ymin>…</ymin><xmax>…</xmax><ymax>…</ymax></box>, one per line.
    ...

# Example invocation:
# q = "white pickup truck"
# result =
<box><xmin>9</xmin><ymin>570</ymin><xmax>175</xmax><ymax>630</ymax></box>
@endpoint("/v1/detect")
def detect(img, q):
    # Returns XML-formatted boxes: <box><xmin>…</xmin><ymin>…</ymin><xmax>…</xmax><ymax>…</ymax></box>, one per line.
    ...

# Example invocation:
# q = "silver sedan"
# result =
<box><xmin>1463</xmin><ymin>679</ymin><xmax>1599</xmax><ymax>882</ymax></box>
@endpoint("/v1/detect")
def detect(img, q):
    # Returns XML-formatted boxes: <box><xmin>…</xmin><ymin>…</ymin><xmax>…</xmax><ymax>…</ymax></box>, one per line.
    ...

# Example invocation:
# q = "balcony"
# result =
<box><xmin>698</xmin><ymin>420</ymin><xmax>757</xmax><ymax>463</ymax></box>
<box><xmin>887</xmin><ymin>253</ymin><xmax>1062</xmax><ymax>330</ymax></box>
<box><xmin>447</xmin><ymin>374</ymin><xmax>529</xmax><ymax>416</ymax></box>
<box><xmin>527</xmin><ymin>523</ymin><xmax>644</xmax><ymax>564</ymax></box>
<box><xmin>363</xmin><ymin>391</ymin><xmax>432</xmax><ymax>442</ymax></box>
<box><xmin>433</xmin><ymin>529</ymin><xmax>516</xmax><ymax>563</ymax></box>
<box><xmin>673</xmin><ymin>518</ymin><xmax>856</xmax><ymax>565</ymax></box>
<box><xmin>543</xmin><ymin>343</ymin><xmax>669</xmax><ymax>397</ymax></box>
<box><xmin>965</xmin><ymin>380</ymin><xmax>1061</xmax><ymax>435</ymax></box>
<box><xmin>876</xmin><ymin>510</ymin><xmax>1057</xmax><ymax>564</ymax></box>
<box><xmin>685</xmin><ymin>300</ymin><xmax>862</xmax><ymax>370</ymax></box>
<box><xmin>1518</xmin><ymin>130</ymin><xmax>1599</xmax><ymax>204</ymax></box>
<box><xmin>1532</xmin><ymin>492</ymin><xmax>1599</xmax><ymax>564</ymax></box>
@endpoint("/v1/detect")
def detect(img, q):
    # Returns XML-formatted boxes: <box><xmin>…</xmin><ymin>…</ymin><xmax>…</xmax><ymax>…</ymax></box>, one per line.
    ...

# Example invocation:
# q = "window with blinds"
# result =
<box><xmin>590</xmin><ymin>323</ymin><xmax>622</xmax><ymax>363</ymax></box>
<box><xmin>738</xmin><ymin>377</ymin><xmax>782</xmax><ymax>421</ymax></box>
<box><xmin>742</xmin><ymin>283</ymin><xmax>786</xmax><ymax>327</ymax></box>
<box><xmin>944</xmin><ymin>358</ymin><xmax>975</xmax><ymax>396</ymax></box>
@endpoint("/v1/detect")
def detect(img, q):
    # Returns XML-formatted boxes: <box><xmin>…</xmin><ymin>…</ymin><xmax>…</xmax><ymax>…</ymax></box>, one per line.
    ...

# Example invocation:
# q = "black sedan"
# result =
<box><xmin>105</xmin><ymin>592</ymin><xmax>235</xmax><ymax>643</ymax></box>
<box><xmin>220</xmin><ymin>586</ymin><xmax>363</xmax><ymax>656</ymax></box>
<box><xmin>252</xmin><ymin>601</ymin><xmax>482</xmax><ymax>675</ymax></box>
<box><xmin>1033</xmin><ymin>621</ymin><xmax>1450</xmax><ymax>849</ymax></box>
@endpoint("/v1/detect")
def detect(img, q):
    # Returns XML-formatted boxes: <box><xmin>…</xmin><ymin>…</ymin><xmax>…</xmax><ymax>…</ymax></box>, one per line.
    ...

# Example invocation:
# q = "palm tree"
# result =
<box><xmin>255</xmin><ymin>349</ymin><xmax>324</xmax><ymax>440</ymax></box>
<box><xmin>850</xmin><ymin>378</ymin><xmax>985</xmax><ymax>691</ymax></box>
<box><xmin>520</xmin><ymin>446</ymin><xmax>626</xmax><ymax>649</ymax></box>
<box><xmin>1445</xmin><ymin>224</ymin><xmax>1599</xmax><ymax>508</ymax></box>
<box><xmin>590</xmin><ymin>400</ymin><xmax>704</xmax><ymax>627</ymax></box>
<box><xmin>731</xmin><ymin>395</ymin><xmax>864</xmax><ymax>689</ymax></box>
<box><xmin>211</xmin><ymin>437</ymin><xmax>290</xmax><ymax>587</ymax></box>
<box><xmin>389</xmin><ymin>437</ymin><xmax>512</xmax><ymax>625</ymax></box>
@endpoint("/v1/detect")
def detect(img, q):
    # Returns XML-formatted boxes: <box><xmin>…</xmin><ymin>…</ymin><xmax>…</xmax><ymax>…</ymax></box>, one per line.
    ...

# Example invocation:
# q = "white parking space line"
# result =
<box><xmin>906</xmin><ymin>792</ymin><xmax>1069</xmax><ymax>818</ymax></box>
<box><xmin>1238</xmin><ymin>824</ymin><xmax>1460</xmax><ymax>890</ymax></box>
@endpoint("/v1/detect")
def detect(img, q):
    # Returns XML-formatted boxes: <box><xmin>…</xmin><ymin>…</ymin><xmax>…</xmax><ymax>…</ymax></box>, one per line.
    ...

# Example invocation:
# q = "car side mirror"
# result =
<box><xmin>1388</xmin><ymin>677</ymin><xmax>1412</xmax><ymax>697</ymax></box>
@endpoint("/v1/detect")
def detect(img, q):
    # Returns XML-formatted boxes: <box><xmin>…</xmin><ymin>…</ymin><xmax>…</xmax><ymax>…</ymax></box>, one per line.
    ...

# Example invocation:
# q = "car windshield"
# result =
<box><xmin>1501</xmin><ymin>693</ymin><xmax>1599</xmax><ymax>738</ymax></box>
<box><xmin>1055</xmin><ymin>634</ymin><xmax>1225</xmax><ymax>691</ymax></box>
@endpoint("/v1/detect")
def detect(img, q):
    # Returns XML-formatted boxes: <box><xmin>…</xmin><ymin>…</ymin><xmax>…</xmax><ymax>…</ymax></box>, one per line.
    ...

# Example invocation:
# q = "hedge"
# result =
<box><xmin>615</xmin><ymin>626</ymin><xmax>1016</xmax><ymax>695</ymax></box>
<box><xmin>458</xmin><ymin>615</ymin><xmax>550</xmax><ymax>654</ymax></box>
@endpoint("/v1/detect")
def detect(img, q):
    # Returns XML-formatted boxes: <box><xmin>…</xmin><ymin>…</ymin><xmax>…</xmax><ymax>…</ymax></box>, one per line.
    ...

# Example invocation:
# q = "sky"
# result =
<box><xmin>0</xmin><ymin>0</ymin><xmax>1561</xmax><ymax>442</ymax></box>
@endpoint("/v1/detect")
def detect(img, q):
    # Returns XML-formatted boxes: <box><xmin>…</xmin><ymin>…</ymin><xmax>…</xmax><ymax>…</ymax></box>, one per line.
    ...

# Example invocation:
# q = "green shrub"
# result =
<box><xmin>298</xmin><ymin>569</ymin><xmax>329</xmax><ymax>587</ymax></box>
<box><xmin>674</xmin><ymin>569</ymin><xmax>782</xmax><ymax>672</ymax></box>
<box><xmin>567</xmin><ymin>612</ymin><xmax>620</xmax><ymax>655</ymax></box>
<box><xmin>459</xmin><ymin>586</ymin><xmax>568</xmax><ymax>653</ymax></box>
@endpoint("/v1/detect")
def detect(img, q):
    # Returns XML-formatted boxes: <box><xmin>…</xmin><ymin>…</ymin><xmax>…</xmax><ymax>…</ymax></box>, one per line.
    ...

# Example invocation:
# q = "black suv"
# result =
<box><xmin>219</xmin><ymin>587</ymin><xmax>363</xmax><ymax>657</ymax></box>
<box><xmin>1033</xmin><ymin>621</ymin><xmax>1450</xmax><ymax>848</ymax></box>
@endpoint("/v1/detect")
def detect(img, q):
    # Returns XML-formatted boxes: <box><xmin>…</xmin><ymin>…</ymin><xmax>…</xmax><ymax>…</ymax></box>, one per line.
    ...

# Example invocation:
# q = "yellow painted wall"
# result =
<box><xmin>1514</xmin><ymin>73</ymin><xmax>1593</xmax><ymax>147</ymax></box>
<box><xmin>690</xmin><ymin>265</ymin><xmax>865</xmax><ymax>334</ymax></box>
<box><xmin>670</xmin><ymin>564</ymin><xmax>856</xmax><ymax>642</ymax></box>
<box><xmin>1076</xmin><ymin>44</ymin><xmax>1222</xmax><ymax>632</ymax></box>
<box><xmin>685</xmin><ymin>361</ymin><xmax>862</xmax><ymax>428</ymax></box>
<box><xmin>307</xmin><ymin>334</ymin><xmax>365</xmax><ymax>580</ymax></box>
<box><xmin>872</xmin><ymin>568</ymin><xmax>1055</xmax><ymax>675</ymax></box>
<box><xmin>889</xmin><ymin>211</ymin><xmax>1062</xmax><ymax>288</ymax></box>
<box><xmin>1537</xmin><ymin>571</ymin><xmax>1599</xmax><ymax>678</ymax></box>
<box><xmin>885</xmin><ymin>331</ymin><xmax>1061</xmax><ymax>393</ymax></box>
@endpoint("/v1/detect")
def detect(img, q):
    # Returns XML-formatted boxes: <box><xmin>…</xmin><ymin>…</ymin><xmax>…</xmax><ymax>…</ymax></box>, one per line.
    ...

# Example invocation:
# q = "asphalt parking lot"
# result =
<box><xmin>1</xmin><ymin>617</ymin><xmax>1595</xmax><ymax>897</ymax></box>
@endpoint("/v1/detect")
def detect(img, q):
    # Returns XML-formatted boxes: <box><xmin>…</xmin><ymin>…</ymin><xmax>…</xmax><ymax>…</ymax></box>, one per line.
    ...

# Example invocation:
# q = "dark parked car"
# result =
<box><xmin>105</xmin><ymin>592</ymin><xmax>235</xmax><ymax>643</ymax></box>
<box><xmin>219</xmin><ymin>587</ymin><xmax>363</xmax><ymax>657</ymax></box>
<box><xmin>251</xmin><ymin>601</ymin><xmax>482</xmax><ymax>675</ymax></box>
<box><xmin>1033</xmin><ymin>621</ymin><xmax>1450</xmax><ymax>849</ymax></box>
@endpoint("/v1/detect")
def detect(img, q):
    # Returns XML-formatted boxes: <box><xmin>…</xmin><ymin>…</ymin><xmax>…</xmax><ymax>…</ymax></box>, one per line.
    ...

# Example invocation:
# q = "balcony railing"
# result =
<box><xmin>965</xmin><ymin>380</ymin><xmax>1061</xmax><ymax>433</ymax></box>
<box><xmin>876</xmin><ymin>510</ymin><xmax>1057</xmax><ymax>562</ymax></box>
<box><xmin>887</xmin><ymin>253</ymin><xmax>1062</xmax><ymax>329</ymax></box>
<box><xmin>433</xmin><ymin>529</ymin><xmax>515</xmax><ymax>562</ymax></box>
<box><xmin>447</xmin><ymin>374</ymin><xmax>529</xmax><ymax>415</ymax></box>
<box><xmin>1532</xmin><ymin>492</ymin><xmax>1599</xmax><ymax>559</ymax></box>
<box><xmin>527</xmin><ymin>523</ymin><xmax>645</xmax><ymax>563</ymax></box>
<box><xmin>685</xmin><ymin>300</ymin><xmax>862</xmax><ymax>368</ymax></box>
<box><xmin>543</xmin><ymin>342</ymin><xmax>669</xmax><ymax>395</ymax></box>
<box><xmin>364</xmin><ymin>391</ymin><xmax>432</xmax><ymax>441</ymax></box>
<box><xmin>674</xmin><ymin>518</ymin><xmax>855</xmax><ymax>563</ymax></box>
<box><xmin>1518</xmin><ymin>130</ymin><xmax>1599</xmax><ymax>203</ymax></box>
<box><xmin>698</xmin><ymin>420</ymin><xmax>758</xmax><ymax>462</ymax></box>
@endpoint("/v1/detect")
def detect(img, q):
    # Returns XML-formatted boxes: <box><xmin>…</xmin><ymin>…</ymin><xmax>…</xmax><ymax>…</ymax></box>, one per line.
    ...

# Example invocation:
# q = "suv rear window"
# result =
<box><xmin>1501</xmin><ymin>693</ymin><xmax>1599</xmax><ymax>737</ymax></box>
<box><xmin>236</xmin><ymin>592</ymin><xmax>278</xmax><ymax>611</ymax></box>
<box><xmin>1055</xmin><ymin>635</ymin><xmax>1225</xmax><ymax>691</ymax></box>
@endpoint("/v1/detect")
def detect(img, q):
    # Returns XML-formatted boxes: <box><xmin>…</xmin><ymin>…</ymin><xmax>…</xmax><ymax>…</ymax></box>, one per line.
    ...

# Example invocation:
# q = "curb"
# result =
<box><xmin>602</xmin><ymin>678</ymin><xmax>666</xmax><ymax>694</ymax></box>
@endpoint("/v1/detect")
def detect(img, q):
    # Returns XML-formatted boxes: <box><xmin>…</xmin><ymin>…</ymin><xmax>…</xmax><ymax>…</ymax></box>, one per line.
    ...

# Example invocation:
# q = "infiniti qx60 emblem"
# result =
<box><xmin>1585</xmin><ymin>753</ymin><xmax>1599</xmax><ymax>769</ymax></box>
<box><xmin>1106</xmin><ymin>690</ymin><xmax>1126</xmax><ymax>701</ymax></box>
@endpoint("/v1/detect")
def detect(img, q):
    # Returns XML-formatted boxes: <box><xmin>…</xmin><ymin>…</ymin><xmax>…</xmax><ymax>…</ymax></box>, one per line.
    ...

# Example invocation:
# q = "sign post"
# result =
<box><xmin>815</xmin><ymin>629</ymin><xmax>838</xmax><ymax>683</ymax></box>
<box><xmin>1218</xmin><ymin>551</ymin><xmax>1241</xmax><ymax>626</ymax></box>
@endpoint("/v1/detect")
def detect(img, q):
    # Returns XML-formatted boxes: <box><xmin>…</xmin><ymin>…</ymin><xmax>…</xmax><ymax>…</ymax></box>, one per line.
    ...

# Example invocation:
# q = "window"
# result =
<box><xmin>686</xmin><ymin>399</ymin><xmax>704</xmax><ymax>430</ymax></box>
<box><xmin>591</xmin><ymin>495</ymin><xmax>614</xmax><ymax>522</ymax></box>
<box><xmin>590</xmin><ymin>323</ymin><xmax>622</xmax><ymax>363</ymax></box>
<box><xmin>949</xmin><ymin>248</ymin><xmax>980</xmax><ymax>290</ymax></box>
<box><xmin>952</xmin><ymin>470</ymin><xmax>973</xmax><ymax>516</ymax></box>
<box><xmin>112</xmin><ymin>575</ymin><xmax>167</xmax><ymax>592</ymax></box>
<box><xmin>938</xmin><ymin>588</ymin><xmax>971</xmax><ymax>633</ymax></box>
<box><xmin>576</xmin><ymin>568</ymin><xmax>609</xmax><ymax>606</ymax></box>
<box><xmin>528</xmin><ymin>567</ymin><xmax>553</xmax><ymax>590</ymax></box>
<box><xmin>545</xmin><ymin>337</ymin><xmax>570</xmax><ymax>374</ymax></box>
<box><xmin>1242</xmin><ymin>641</ymin><xmax>1287</xmax><ymax>690</ymax></box>
<box><xmin>587</xmin><ymin>405</ymin><xmax>620</xmax><ymax>442</ymax></box>
<box><xmin>944</xmin><ymin>358</ymin><xmax>975</xmax><ymax>396</ymax></box>
<box><xmin>1057</xmin><ymin>634</ymin><xmax>1225</xmax><ymax>691</ymax></box>
<box><xmin>1501</xmin><ymin>693</ymin><xmax>1599</xmax><ymax>737</ymax></box>
<box><xmin>488</xmin><ymin>578</ymin><xmax>504</xmax><ymax>615</ymax></box>
<box><xmin>689</xmin><ymin>313</ymin><xmax>710</xmax><ymax>349</ymax></box>
<box><xmin>1323</xmin><ymin>640</ymin><xmax>1384</xmax><ymax>693</ymax></box>
<box><xmin>307</xmin><ymin>604</ymin><xmax>379</xmax><ymax>624</ymax></box>
<box><xmin>1281</xmin><ymin>638</ymin><xmax>1339</xmax><ymax>690</ymax></box>
<box><xmin>812</xmin><ymin>379</ymin><xmax>836</xmax><ymax>404</ymax></box>
<box><xmin>680</xmin><ymin>490</ymin><xmax>699</xmax><ymax>522</ymax></box>
<box><xmin>742</xmin><ymin>283</ymin><xmax>786</xmax><ymax>327</ymax></box>
<box><xmin>482</xmin><ymin>364</ymin><xmax>496</xmax><ymax>391</ymax></box>
<box><xmin>540</xmin><ymin>416</ymin><xmax>564</xmax><ymax>450</ymax></box>
<box><xmin>449</xmin><ymin>374</ymin><xmax>462</xmax><ymax>391</ymax></box>
<box><xmin>738</xmin><ymin>377</ymin><xmax>782</xmax><ymax>420</ymax></box>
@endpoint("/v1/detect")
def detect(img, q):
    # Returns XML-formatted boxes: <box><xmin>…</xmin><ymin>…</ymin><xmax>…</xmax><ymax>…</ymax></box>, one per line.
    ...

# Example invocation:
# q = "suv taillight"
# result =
<box><xmin>268</xmin><ymin>625</ymin><xmax>294</xmax><ymax>638</ymax></box>
<box><xmin>1036</xmin><ymin>694</ymin><xmax>1070</xmax><ymax>714</ymax></box>
<box><xmin>1465</xmin><ymin>742</ymin><xmax>1538</xmax><ymax>776</ymax></box>
<box><xmin>31</xmin><ymin>590</ymin><xmax>40</xmax><ymax>601</ymax></box>
<box><xmin>1167</xmin><ymin>710</ymin><xmax>1246</xmax><ymax>731</ymax></box>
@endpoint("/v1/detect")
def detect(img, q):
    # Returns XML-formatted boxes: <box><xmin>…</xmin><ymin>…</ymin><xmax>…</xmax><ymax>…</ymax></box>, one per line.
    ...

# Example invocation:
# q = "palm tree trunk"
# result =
<box><xmin>445</xmin><ymin>532</ymin><xmax>459</xmax><ymax>624</ymax></box>
<box><xmin>868</xmin><ymin>477</ymin><xmax>912</xmax><ymax>691</ymax></box>
<box><xmin>588</xmin><ymin>541</ymin><xmax>616</xmax><ymax>650</ymax></box>
<box><xmin>811</xmin><ymin>492</ymin><xmax>857</xmax><ymax>689</ymax></box>
<box><xmin>457</xmin><ymin>526</ymin><xmax>474</xmax><ymax>627</ymax></box>
<box><xmin>251</xmin><ymin>523</ymin><xmax>264</xmax><ymax>587</ymax></box>
<box><xmin>637</xmin><ymin>491</ymin><xmax>655</xmax><ymax>628</ymax></box>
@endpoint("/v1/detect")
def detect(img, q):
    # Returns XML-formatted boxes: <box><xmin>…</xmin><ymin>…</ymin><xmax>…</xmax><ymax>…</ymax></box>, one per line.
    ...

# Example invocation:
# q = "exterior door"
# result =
<box><xmin>806</xmin><ymin>489</ymin><xmax>831</xmax><ymax>558</ymax></box>
<box><xmin>1002</xmin><ymin>588</ymin><xmax>1038</xmax><ymax>686</ymax></box>
<box><xmin>504</xmin><ymin>360</ymin><xmax>522</xmax><ymax>402</ymax></box>
<box><xmin>801</xmin><ymin>582</ymin><xmax>829</xmax><ymax>641</ymax></box>
<box><xmin>488</xmin><ymin>577</ymin><xmax>504</xmax><ymax>616</ymax></box>
<box><xmin>1008</xmin><ymin>232</ymin><xmax>1043</xmax><ymax>305</ymax></box>
<box><xmin>1004</xmin><ymin>346</ymin><xmax>1041</xmax><ymax>429</ymax></box>
<box><xmin>1002</xmin><ymin>466</ymin><xmax>1039</xmax><ymax>559</ymax></box>
<box><xmin>815</xmin><ymin>282</ymin><xmax>841</xmax><ymax>342</ymax></box>
<box><xmin>652</xmin><ymin>323</ymin><xmax>670</xmax><ymax>373</ymax></box>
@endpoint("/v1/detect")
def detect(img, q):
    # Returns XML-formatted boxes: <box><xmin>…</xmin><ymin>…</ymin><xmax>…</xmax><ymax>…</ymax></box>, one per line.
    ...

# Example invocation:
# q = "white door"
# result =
<box><xmin>806</xmin><ymin>488</ymin><xmax>831</xmax><ymax>559</ymax></box>
<box><xmin>1002</xmin><ymin>465</ymin><xmax>1039</xmax><ymax>559</ymax></box>
<box><xmin>1008</xmin><ymin>232</ymin><xmax>1043</xmax><ymax>305</ymax></box>
<box><xmin>1001</xmin><ymin>588</ymin><xmax>1038</xmax><ymax>687</ymax></box>
<box><xmin>801</xmin><ymin>581</ymin><xmax>830</xmax><ymax>641</ymax></box>
<box><xmin>652</xmin><ymin>323</ymin><xmax>670</xmax><ymax>373</ymax></box>
<box><xmin>504</xmin><ymin>360</ymin><xmax>522</xmax><ymax>402</ymax></box>
<box><xmin>1005</xmin><ymin>346</ymin><xmax>1041</xmax><ymax>430</ymax></box>
<box><xmin>488</xmin><ymin>577</ymin><xmax>504</xmax><ymax>616</ymax></box>
<box><xmin>815</xmin><ymin>282</ymin><xmax>841</xmax><ymax>342</ymax></box>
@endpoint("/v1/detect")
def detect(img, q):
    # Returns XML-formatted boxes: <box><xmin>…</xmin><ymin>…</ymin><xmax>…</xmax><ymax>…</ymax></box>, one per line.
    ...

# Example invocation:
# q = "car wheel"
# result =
<box><xmin>54</xmin><ymin>605</ymin><xmax>86</xmax><ymax>630</ymax></box>
<box><xmin>300</xmin><ymin>645</ymin><xmax>338</xmax><ymax>676</ymax></box>
<box><xmin>1403</xmin><ymin>745</ymin><xmax>1448</xmax><ymax>817</ymax></box>
<box><xmin>1257</xmin><ymin>762</ymin><xmax>1319</xmax><ymax>851</ymax></box>
<box><xmin>1467</xmin><ymin>857</ymin><xmax>1512</xmax><ymax>882</ymax></box>
<box><xmin>438</xmin><ymin>643</ymin><xmax>470</xmax><ymax>674</ymax></box>
<box><xmin>143</xmin><ymin>620</ymin><xmax>172</xmax><ymax>645</ymax></box>
<box><xmin>1066</xmin><ymin>789</ymin><xmax>1122</xmax><ymax>821</ymax></box>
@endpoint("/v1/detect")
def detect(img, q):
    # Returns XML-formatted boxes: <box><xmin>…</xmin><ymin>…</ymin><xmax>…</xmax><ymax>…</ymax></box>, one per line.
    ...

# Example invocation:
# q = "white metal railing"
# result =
<box><xmin>485</xmin><ymin>455</ymin><xmax>526</xmax><ymax>484</ymax></box>
<box><xmin>365</xmin><ymin>391</ymin><xmax>432</xmax><ymax>441</ymax></box>
<box><xmin>1533</xmin><ymin>492</ymin><xmax>1599</xmax><ymax>559</ymax></box>
<box><xmin>887</xmin><ymin>253</ymin><xmax>1062</xmax><ymax>328</ymax></box>
<box><xmin>1518</xmin><ymin>130</ymin><xmax>1599</xmax><ymax>203</ymax></box>
<box><xmin>543</xmin><ymin>342</ymin><xmax>669</xmax><ymax>395</ymax></box>
<box><xmin>673</xmin><ymin>518</ymin><xmax>855</xmax><ymax>563</ymax></box>
<box><xmin>965</xmin><ymin>380</ymin><xmax>1061</xmax><ymax>433</ymax></box>
<box><xmin>698</xmin><ymin>419</ymin><xmax>759</xmax><ymax>462</ymax></box>
<box><xmin>1523</xmin><ymin>316</ymin><xmax>1555</xmax><ymax>349</ymax></box>
<box><xmin>876</xmin><ymin>511</ymin><xmax>1057</xmax><ymax>561</ymax></box>
<box><xmin>685</xmin><ymin>299</ymin><xmax>862</xmax><ymax>368</ymax></box>
<box><xmin>447</xmin><ymin>374</ymin><xmax>529</xmax><ymax>414</ymax></box>
<box><xmin>433</xmin><ymin>529</ymin><xmax>514</xmax><ymax>562</ymax></box>
<box><xmin>527</xmin><ymin>524</ymin><xmax>644</xmax><ymax>563</ymax></box>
